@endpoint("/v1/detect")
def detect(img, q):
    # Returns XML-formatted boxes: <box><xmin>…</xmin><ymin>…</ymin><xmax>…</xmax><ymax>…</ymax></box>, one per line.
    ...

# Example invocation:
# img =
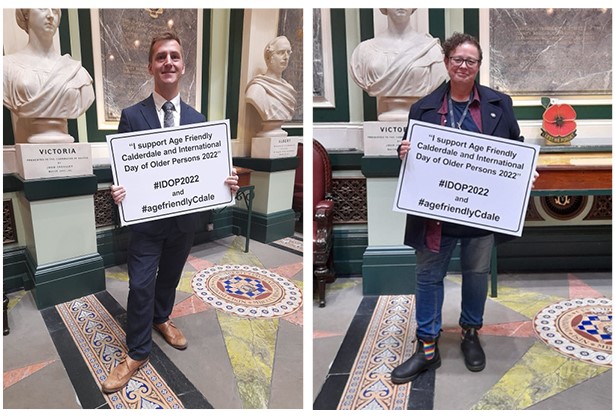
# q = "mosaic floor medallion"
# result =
<box><xmin>191</xmin><ymin>264</ymin><xmax>302</xmax><ymax>318</ymax></box>
<box><xmin>533</xmin><ymin>297</ymin><xmax>612</xmax><ymax>366</ymax></box>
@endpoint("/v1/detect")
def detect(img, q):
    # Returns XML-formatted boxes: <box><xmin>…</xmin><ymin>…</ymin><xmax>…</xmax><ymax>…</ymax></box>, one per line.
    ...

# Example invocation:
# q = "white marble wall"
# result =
<box><xmin>92</xmin><ymin>9</ymin><xmax>202</xmax><ymax>129</ymax></box>
<box><xmin>487</xmin><ymin>9</ymin><xmax>612</xmax><ymax>96</ymax></box>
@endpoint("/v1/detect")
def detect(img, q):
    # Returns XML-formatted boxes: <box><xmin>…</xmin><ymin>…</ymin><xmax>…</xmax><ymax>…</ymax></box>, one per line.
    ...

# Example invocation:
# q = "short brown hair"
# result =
<box><xmin>442</xmin><ymin>32</ymin><xmax>483</xmax><ymax>62</ymax></box>
<box><xmin>148</xmin><ymin>31</ymin><xmax>182</xmax><ymax>63</ymax></box>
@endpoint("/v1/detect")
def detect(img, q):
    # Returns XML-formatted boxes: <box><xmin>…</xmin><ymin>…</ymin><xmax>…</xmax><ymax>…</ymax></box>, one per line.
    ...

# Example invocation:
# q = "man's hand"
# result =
<box><xmin>110</xmin><ymin>185</ymin><xmax>126</xmax><ymax>205</ymax></box>
<box><xmin>399</xmin><ymin>139</ymin><xmax>411</xmax><ymax>160</ymax></box>
<box><xmin>225</xmin><ymin>167</ymin><xmax>240</xmax><ymax>196</ymax></box>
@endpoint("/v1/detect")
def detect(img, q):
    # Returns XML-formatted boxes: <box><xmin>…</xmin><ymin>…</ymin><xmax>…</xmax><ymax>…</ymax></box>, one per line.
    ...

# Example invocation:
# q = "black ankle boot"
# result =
<box><xmin>390</xmin><ymin>340</ymin><xmax>441</xmax><ymax>384</ymax></box>
<box><xmin>461</xmin><ymin>328</ymin><xmax>485</xmax><ymax>372</ymax></box>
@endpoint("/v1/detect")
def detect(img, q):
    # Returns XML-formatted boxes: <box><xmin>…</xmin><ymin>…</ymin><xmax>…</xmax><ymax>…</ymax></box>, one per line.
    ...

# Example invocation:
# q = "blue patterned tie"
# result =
<box><xmin>162</xmin><ymin>101</ymin><xmax>175</xmax><ymax>127</ymax></box>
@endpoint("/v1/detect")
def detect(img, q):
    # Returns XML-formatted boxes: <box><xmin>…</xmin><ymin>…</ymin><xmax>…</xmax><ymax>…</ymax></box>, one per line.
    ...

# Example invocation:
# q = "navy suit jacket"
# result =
<box><xmin>401</xmin><ymin>82</ymin><xmax>523</xmax><ymax>250</ymax></box>
<box><xmin>118</xmin><ymin>94</ymin><xmax>207</xmax><ymax>236</ymax></box>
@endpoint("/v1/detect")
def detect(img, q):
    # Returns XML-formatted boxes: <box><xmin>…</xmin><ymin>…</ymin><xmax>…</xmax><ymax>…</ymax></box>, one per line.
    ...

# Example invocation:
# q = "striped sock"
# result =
<box><xmin>422</xmin><ymin>340</ymin><xmax>436</xmax><ymax>360</ymax></box>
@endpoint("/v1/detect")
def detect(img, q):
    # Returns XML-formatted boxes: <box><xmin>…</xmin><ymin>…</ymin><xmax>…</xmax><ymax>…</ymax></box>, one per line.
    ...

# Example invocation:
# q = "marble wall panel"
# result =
<box><xmin>97</xmin><ymin>9</ymin><xmax>200</xmax><ymax>123</ymax></box>
<box><xmin>278</xmin><ymin>8</ymin><xmax>303</xmax><ymax>123</ymax></box>
<box><xmin>313</xmin><ymin>8</ymin><xmax>325</xmax><ymax>99</ymax></box>
<box><xmin>489</xmin><ymin>9</ymin><xmax>612</xmax><ymax>96</ymax></box>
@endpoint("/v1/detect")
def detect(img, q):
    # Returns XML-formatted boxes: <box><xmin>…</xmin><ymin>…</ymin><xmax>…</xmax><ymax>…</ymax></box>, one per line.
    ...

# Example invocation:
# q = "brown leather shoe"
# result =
<box><xmin>101</xmin><ymin>355</ymin><xmax>148</xmax><ymax>394</ymax></box>
<box><xmin>153</xmin><ymin>320</ymin><xmax>188</xmax><ymax>350</ymax></box>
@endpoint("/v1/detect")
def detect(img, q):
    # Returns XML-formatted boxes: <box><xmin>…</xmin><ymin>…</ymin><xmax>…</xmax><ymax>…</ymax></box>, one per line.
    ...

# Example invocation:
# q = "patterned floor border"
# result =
<box><xmin>269</xmin><ymin>236</ymin><xmax>303</xmax><ymax>256</ymax></box>
<box><xmin>337</xmin><ymin>295</ymin><xmax>416</xmax><ymax>410</ymax></box>
<box><xmin>55</xmin><ymin>294</ymin><xmax>184</xmax><ymax>409</ymax></box>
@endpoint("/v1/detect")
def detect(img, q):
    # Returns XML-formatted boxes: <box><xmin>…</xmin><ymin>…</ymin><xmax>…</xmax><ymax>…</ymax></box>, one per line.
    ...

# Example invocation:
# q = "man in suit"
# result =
<box><xmin>102</xmin><ymin>31</ymin><xmax>239</xmax><ymax>394</ymax></box>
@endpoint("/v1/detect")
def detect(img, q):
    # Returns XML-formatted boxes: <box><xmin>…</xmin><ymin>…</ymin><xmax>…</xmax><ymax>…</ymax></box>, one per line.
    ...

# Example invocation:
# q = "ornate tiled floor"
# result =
<box><xmin>269</xmin><ymin>235</ymin><xmax>303</xmax><ymax>256</ymax></box>
<box><xmin>3</xmin><ymin>236</ymin><xmax>612</xmax><ymax>411</ymax></box>
<box><xmin>314</xmin><ymin>272</ymin><xmax>612</xmax><ymax>410</ymax></box>
<box><xmin>3</xmin><ymin>235</ymin><xmax>303</xmax><ymax>409</ymax></box>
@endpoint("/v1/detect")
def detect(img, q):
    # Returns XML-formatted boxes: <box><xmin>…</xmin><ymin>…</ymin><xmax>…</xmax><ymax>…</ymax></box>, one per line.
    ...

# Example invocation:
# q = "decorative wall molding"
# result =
<box><xmin>3</xmin><ymin>199</ymin><xmax>17</xmax><ymax>244</ymax></box>
<box><xmin>584</xmin><ymin>195</ymin><xmax>612</xmax><ymax>220</ymax></box>
<box><xmin>94</xmin><ymin>189</ymin><xmax>116</xmax><ymax>228</ymax></box>
<box><xmin>331</xmin><ymin>178</ymin><xmax>367</xmax><ymax>224</ymax></box>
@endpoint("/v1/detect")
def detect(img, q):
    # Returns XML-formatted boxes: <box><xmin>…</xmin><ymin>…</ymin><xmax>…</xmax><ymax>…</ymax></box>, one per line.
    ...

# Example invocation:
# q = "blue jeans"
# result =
<box><xmin>414</xmin><ymin>234</ymin><xmax>494</xmax><ymax>341</ymax></box>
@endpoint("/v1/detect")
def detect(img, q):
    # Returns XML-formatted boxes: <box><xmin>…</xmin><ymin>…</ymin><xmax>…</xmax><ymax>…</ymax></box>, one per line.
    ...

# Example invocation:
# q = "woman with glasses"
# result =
<box><xmin>391</xmin><ymin>32</ymin><xmax>536</xmax><ymax>384</ymax></box>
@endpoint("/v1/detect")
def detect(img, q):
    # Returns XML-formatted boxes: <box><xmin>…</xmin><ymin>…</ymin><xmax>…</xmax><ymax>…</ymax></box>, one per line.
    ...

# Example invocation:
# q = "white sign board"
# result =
<box><xmin>107</xmin><ymin>120</ymin><xmax>234</xmax><ymax>226</ymax></box>
<box><xmin>393</xmin><ymin>120</ymin><xmax>540</xmax><ymax>236</ymax></box>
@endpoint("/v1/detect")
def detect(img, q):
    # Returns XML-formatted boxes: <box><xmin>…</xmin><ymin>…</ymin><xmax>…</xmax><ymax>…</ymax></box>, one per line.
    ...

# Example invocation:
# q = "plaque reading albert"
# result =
<box><xmin>93</xmin><ymin>9</ymin><xmax>201</xmax><ymax>128</ymax></box>
<box><xmin>489</xmin><ymin>9</ymin><xmax>612</xmax><ymax>96</ymax></box>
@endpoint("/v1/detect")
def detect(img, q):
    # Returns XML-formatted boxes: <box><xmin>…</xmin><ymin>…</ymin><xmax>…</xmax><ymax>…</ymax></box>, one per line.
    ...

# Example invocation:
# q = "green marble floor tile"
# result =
<box><xmin>217</xmin><ymin>311</ymin><xmax>278</xmax><ymax>408</ymax></box>
<box><xmin>473</xmin><ymin>341</ymin><xmax>610</xmax><ymax>410</ymax></box>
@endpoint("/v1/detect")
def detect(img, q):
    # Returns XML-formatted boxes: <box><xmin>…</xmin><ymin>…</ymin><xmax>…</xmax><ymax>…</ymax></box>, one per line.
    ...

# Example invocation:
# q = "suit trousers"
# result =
<box><xmin>125</xmin><ymin>223</ymin><xmax>195</xmax><ymax>361</ymax></box>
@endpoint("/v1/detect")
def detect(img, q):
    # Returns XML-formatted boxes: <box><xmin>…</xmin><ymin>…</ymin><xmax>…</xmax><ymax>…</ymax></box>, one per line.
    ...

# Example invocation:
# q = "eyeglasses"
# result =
<box><xmin>448</xmin><ymin>56</ymin><xmax>481</xmax><ymax>68</ymax></box>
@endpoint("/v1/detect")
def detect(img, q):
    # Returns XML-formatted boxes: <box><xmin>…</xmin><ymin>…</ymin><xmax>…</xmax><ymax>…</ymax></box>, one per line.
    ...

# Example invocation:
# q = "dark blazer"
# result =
<box><xmin>118</xmin><ymin>94</ymin><xmax>207</xmax><ymax>236</ymax></box>
<box><xmin>401</xmin><ymin>82</ymin><xmax>523</xmax><ymax>251</ymax></box>
<box><xmin>402</xmin><ymin>82</ymin><xmax>522</xmax><ymax>140</ymax></box>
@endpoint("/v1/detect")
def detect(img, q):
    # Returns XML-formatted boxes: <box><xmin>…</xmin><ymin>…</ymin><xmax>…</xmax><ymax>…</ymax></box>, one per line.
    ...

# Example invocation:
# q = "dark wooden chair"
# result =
<box><xmin>312</xmin><ymin>140</ymin><xmax>335</xmax><ymax>307</ymax></box>
<box><xmin>292</xmin><ymin>143</ymin><xmax>304</xmax><ymax>228</ymax></box>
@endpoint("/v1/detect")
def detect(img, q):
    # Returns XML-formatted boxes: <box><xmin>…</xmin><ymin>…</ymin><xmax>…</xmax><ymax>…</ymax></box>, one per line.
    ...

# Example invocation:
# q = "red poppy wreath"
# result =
<box><xmin>540</xmin><ymin>97</ymin><xmax>577</xmax><ymax>144</ymax></box>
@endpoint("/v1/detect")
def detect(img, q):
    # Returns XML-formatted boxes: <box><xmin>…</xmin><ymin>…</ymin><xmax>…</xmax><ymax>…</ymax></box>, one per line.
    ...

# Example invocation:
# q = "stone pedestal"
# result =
<box><xmin>361</xmin><ymin>157</ymin><xmax>415</xmax><ymax>295</ymax></box>
<box><xmin>377</xmin><ymin>96</ymin><xmax>418</xmax><ymax>122</ymax></box>
<box><xmin>232</xmin><ymin>156</ymin><xmax>298</xmax><ymax>243</ymax></box>
<box><xmin>16</xmin><ymin>188</ymin><xmax>105</xmax><ymax>308</ymax></box>
<box><xmin>246</xmin><ymin>135</ymin><xmax>299</xmax><ymax>241</ymax></box>
<box><xmin>251</xmin><ymin>136</ymin><xmax>300</xmax><ymax>159</ymax></box>
<box><xmin>255</xmin><ymin>120</ymin><xmax>288</xmax><ymax>138</ymax></box>
<box><xmin>7</xmin><ymin>143</ymin><xmax>104</xmax><ymax>309</ymax></box>
<box><xmin>11</xmin><ymin>116</ymin><xmax>76</xmax><ymax>145</ymax></box>
<box><xmin>26</xmin><ymin>118</ymin><xmax>74</xmax><ymax>143</ymax></box>
<box><xmin>247</xmin><ymin>169</ymin><xmax>296</xmax><ymax>242</ymax></box>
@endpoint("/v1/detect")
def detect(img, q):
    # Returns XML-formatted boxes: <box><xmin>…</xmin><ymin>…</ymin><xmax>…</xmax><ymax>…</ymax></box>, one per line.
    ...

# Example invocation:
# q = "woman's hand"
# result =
<box><xmin>531</xmin><ymin>170</ymin><xmax>540</xmax><ymax>188</ymax></box>
<box><xmin>110</xmin><ymin>185</ymin><xmax>126</xmax><ymax>205</ymax></box>
<box><xmin>399</xmin><ymin>139</ymin><xmax>411</xmax><ymax>160</ymax></box>
<box><xmin>225</xmin><ymin>167</ymin><xmax>240</xmax><ymax>195</ymax></box>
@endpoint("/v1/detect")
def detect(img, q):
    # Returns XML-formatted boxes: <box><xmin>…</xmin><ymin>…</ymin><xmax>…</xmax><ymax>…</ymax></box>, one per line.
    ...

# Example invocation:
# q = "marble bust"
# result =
<box><xmin>3</xmin><ymin>9</ymin><xmax>95</xmax><ymax>143</ymax></box>
<box><xmin>349</xmin><ymin>9</ymin><xmax>448</xmax><ymax>120</ymax></box>
<box><xmin>245</xmin><ymin>36</ymin><xmax>297</xmax><ymax>136</ymax></box>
